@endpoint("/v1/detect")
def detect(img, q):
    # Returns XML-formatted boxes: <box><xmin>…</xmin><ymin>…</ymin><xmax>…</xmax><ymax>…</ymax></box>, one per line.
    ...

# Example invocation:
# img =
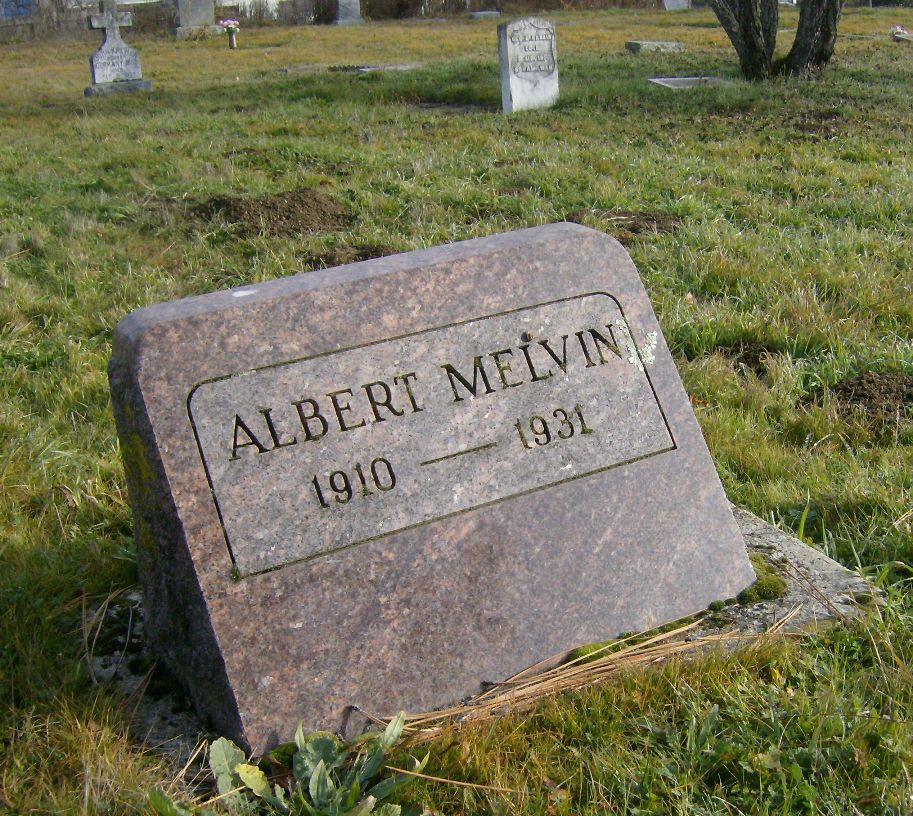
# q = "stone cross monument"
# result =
<box><xmin>85</xmin><ymin>0</ymin><xmax>151</xmax><ymax>96</ymax></box>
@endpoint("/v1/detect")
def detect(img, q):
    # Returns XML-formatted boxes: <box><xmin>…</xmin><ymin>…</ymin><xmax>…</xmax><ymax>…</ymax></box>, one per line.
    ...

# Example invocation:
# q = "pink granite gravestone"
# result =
<box><xmin>109</xmin><ymin>223</ymin><xmax>754</xmax><ymax>752</ymax></box>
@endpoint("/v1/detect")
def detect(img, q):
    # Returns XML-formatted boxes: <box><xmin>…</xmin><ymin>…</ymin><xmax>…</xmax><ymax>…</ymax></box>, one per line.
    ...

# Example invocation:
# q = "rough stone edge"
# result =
<box><xmin>89</xmin><ymin>507</ymin><xmax>878</xmax><ymax>769</ymax></box>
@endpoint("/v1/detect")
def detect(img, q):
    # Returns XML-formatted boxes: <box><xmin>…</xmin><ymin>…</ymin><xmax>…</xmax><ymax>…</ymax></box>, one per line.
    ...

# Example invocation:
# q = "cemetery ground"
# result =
<box><xmin>3</xmin><ymin>6</ymin><xmax>913</xmax><ymax>812</ymax></box>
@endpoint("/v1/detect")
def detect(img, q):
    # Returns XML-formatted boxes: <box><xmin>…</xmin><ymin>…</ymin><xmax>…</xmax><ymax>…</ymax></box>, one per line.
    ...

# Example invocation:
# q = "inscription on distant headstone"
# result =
<box><xmin>109</xmin><ymin>223</ymin><xmax>754</xmax><ymax>752</ymax></box>
<box><xmin>498</xmin><ymin>17</ymin><xmax>558</xmax><ymax>113</ymax></box>
<box><xmin>85</xmin><ymin>0</ymin><xmax>151</xmax><ymax>96</ymax></box>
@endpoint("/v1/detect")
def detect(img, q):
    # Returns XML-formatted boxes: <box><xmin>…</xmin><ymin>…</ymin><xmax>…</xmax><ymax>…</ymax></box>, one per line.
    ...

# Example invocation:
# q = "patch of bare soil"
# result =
<box><xmin>804</xmin><ymin>371</ymin><xmax>913</xmax><ymax>422</ymax></box>
<box><xmin>565</xmin><ymin>209</ymin><xmax>682</xmax><ymax>245</ymax></box>
<box><xmin>715</xmin><ymin>340</ymin><xmax>783</xmax><ymax>376</ymax></box>
<box><xmin>193</xmin><ymin>189</ymin><xmax>350</xmax><ymax>237</ymax></box>
<box><xmin>300</xmin><ymin>244</ymin><xmax>399</xmax><ymax>270</ymax></box>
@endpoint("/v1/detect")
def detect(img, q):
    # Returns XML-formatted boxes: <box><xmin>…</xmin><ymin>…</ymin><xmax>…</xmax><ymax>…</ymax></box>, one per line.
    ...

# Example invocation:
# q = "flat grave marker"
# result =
<box><xmin>84</xmin><ymin>0</ymin><xmax>151</xmax><ymax>96</ymax></box>
<box><xmin>626</xmin><ymin>40</ymin><xmax>685</xmax><ymax>53</ymax></box>
<box><xmin>498</xmin><ymin>17</ymin><xmax>559</xmax><ymax>113</ymax></box>
<box><xmin>109</xmin><ymin>223</ymin><xmax>754</xmax><ymax>752</ymax></box>
<box><xmin>649</xmin><ymin>75</ymin><xmax>731</xmax><ymax>88</ymax></box>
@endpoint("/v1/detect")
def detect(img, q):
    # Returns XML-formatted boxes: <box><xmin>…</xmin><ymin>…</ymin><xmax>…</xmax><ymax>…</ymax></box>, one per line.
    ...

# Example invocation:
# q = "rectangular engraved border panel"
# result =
<box><xmin>188</xmin><ymin>293</ymin><xmax>676</xmax><ymax>577</ymax></box>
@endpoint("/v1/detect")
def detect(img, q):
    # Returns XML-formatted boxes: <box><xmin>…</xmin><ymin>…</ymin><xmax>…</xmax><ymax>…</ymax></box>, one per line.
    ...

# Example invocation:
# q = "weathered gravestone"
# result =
<box><xmin>334</xmin><ymin>0</ymin><xmax>363</xmax><ymax>25</ymax></box>
<box><xmin>662</xmin><ymin>0</ymin><xmax>691</xmax><ymax>9</ymax></box>
<box><xmin>498</xmin><ymin>18</ymin><xmax>558</xmax><ymax>113</ymax></box>
<box><xmin>109</xmin><ymin>223</ymin><xmax>755</xmax><ymax>752</ymax></box>
<box><xmin>84</xmin><ymin>0</ymin><xmax>151</xmax><ymax>97</ymax></box>
<box><xmin>174</xmin><ymin>0</ymin><xmax>219</xmax><ymax>38</ymax></box>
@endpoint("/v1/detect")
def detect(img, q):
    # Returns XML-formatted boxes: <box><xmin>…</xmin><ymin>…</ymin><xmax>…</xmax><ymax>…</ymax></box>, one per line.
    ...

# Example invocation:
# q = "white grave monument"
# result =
<box><xmin>85</xmin><ymin>0</ymin><xmax>151</xmax><ymax>96</ymax></box>
<box><xmin>498</xmin><ymin>18</ymin><xmax>558</xmax><ymax>114</ymax></box>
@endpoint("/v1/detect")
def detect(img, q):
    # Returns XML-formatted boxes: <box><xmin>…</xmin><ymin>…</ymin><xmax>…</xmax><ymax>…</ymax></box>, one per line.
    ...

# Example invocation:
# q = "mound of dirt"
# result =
<box><xmin>565</xmin><ymin>209</ymin><xmax>682</xmax><ymax>246</ymax></box>
<box><xmin>300</xmin><ymin>244</ymin><xmax>399</xmax><ymax>270</ymax></box>
<box><xmin>715</xmin><ymin>340</ymin><xmax>783</xmax><ymax>376</ymax></box>
<box><xmin>193</xmin><ymin>189</ymin><xmax>350</xmax><ymax>237</ymax></box>
<box><xmin>804</xmin><ymin>371</ymin><xmax>913</xmax><ymax>420</ymax></box>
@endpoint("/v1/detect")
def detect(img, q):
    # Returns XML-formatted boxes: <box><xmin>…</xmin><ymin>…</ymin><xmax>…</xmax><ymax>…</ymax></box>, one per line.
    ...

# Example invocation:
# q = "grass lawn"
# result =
<box><xmin>2</xmin><ymin>6</ymin><xmax>913</xmax><ymax>813</ymax></box>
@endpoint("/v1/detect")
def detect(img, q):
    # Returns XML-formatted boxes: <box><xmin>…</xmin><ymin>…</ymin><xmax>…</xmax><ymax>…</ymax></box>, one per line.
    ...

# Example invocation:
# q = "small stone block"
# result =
<box><xmin>109</xmin><ymin>223</ymin><xmax>754</xmax><ymax>753</ymax></box>
<box><xmin>85</xmin><ymin>78</ymin><xmax>151</xmax><ymax>96</ymax></box>
<box><xmin>625</xmin><ymin>40</ymin><xmax>685</xmax><ymax>53</ymax></box>
<box><xmin>662</xmin><ymin>0</ymin><xmax>691</xmax><ymax>9</ymax></box>
<box><xmin>470</xmin><ymin>9</ymin><xmax>500</xmax><ymax>19</ymax></box>
<box><xmin>498</xmin><ymin>17</ymin><xmax>559</xmax><ymax>113</ymax></box>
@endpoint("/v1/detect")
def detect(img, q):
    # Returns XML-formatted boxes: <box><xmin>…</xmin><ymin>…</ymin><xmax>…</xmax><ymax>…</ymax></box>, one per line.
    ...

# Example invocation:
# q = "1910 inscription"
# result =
<box><xmin>189</xmin><ymin>293</ymin><xmax>674</xmax><ymax>576</ymax></box>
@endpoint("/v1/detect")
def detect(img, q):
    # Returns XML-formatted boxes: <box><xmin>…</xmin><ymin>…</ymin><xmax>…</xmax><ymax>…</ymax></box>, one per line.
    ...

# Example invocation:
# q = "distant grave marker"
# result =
<box><xmin>335</xmin><ymin>0</ymin><xmax>363</xmax><ymax>25</ymax></box>
<box><xmin>470</xmin><ymin>9</ymin><xmax>500</xmax><ymax>19</ymax></box>
<box><xmin>84</xmin><ymin>0</ymin><xmax>151</xmax><ymax>96</ymax></box>
<box><xmin>626</xmin><ymin>40</ymin><xmax>685</xmax><ymax>53</ymax></box>
<box><xmin>109</xmin><ymin>223</ymin><xmax>754</xmax><ymax>752</ymax></box>
<box><xmin>498</xmin><ymin>17</ymin><xmax>558</xmax><ymax>113</ymax></box>
<box><xmin>175</xmin><ymin>0</ymin><xmax>219</xmax><ymax>38</ymax></box>
<box><xmin>662</xmin><ymin>0</ymin><xmax>691</xmax><ymax>9</ymax></box>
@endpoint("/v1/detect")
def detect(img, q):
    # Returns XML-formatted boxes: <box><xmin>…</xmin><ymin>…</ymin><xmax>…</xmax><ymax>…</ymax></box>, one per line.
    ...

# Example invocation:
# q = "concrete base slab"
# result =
<box><xmin>85</xmin><ymin>79</ymin><xmax>151</xmax><ymax>97</ymax></box>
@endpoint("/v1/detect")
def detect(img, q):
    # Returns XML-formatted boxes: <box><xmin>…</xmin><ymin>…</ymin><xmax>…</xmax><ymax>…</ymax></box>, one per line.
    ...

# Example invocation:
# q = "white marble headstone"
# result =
<box><xmin>497</xmin><ymin>18</ymin><xmax>558</xmax><ymax>114</ymax></box>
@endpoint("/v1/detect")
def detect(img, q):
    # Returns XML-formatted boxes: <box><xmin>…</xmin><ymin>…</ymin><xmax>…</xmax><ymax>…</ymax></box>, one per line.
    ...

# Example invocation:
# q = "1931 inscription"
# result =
<box><xmin>188</xmin><ymin>293</ymin><xmax>675</xmax><ymax>576</ymax></box>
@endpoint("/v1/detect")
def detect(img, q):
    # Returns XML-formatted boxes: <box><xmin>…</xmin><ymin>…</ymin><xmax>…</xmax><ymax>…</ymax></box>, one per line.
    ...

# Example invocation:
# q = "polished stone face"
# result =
<box><xmin>109</xmin><ymin>223</ymin><xmax>754</xmax><ymax>753</ymax></box>
<box><xmin>498</xmin><ymin>18</ymin><xmax>559</xmax><ymax>113</ymax></box>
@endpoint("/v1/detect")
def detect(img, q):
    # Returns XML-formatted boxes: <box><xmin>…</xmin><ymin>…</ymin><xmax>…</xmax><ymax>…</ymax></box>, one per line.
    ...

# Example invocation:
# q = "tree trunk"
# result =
<box><xmin>780</xmin><ymin>0</ymin><xmax>844</xmax><ymax>76</ymax></box>
<box><xmin>709</xmin><ymin>0</ymin><xmax>779</xmax><ymax>79</ymax></box>
<box><xmin>710</xmin><ymin>0</ymin><xmax>844</xmax><ymax>80</ymax></box>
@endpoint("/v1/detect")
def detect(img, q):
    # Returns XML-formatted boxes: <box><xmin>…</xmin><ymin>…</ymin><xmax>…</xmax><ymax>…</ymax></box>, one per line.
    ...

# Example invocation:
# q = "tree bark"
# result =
<box><xmin>709</xmin><ymin>0</ymin><xmax>779</xmax><ymax>79</ymax></box>
<box><xmin>781</xmin><ymin>0</ymin><xmax>844</xmax><ymax>76</ymax></box>
<box><xmin>710</xmin><ymin>0</ymin><xmax>844</xmax><ymax>80</ymax></box>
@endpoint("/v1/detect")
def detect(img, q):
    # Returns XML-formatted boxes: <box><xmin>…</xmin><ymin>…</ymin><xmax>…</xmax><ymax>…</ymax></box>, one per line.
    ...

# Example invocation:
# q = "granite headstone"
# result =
<box><xmin>662</xmin><ymin>0</ymin><xmax>691</xmax><ymax>9</ymax></box>
<box><xmin>84</xmin><ymin>0</ymin><xmax>151</xmax><ymax>96</ymax></box>
<box><xmin>175</xmin><ymin>0</ymin><xmax>219</xmax><ymax>38</ymax></box>
<box><xmin>109</xmin><ymin>223</ymin><xmax>754</xmax><ymax>752</ymax></box>
<box><xmin>498</xmin><ymin>17</ymin><xmax>558</xmax><ymax>113</ymax></box>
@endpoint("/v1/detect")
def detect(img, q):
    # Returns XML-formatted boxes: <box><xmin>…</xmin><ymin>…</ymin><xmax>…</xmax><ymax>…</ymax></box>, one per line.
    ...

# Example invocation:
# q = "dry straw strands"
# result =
<box><xmin>363</xmin><ymin>608</ymin><xmax>804</xmax><ymax>742</ymax></box>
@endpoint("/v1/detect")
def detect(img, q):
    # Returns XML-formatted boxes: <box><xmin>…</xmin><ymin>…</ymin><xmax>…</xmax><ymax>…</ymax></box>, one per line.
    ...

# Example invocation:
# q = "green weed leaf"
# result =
<box><xmin>209</xmin><ymin>737</ymin><xmax>246</xmax><ymax>796</ymax></box>
<box><xmin>379</xmin><ymin>712</ymin><xmax>406</xmax><ymax>750</ymax></box>
<box><xmin>147</xmin><ymin>789</ymin><xmax>194</xmax><ymax>816</ymax></box>
<box><xmin>308</xmin><ymin>759</ymin><xmax>336</xmax><ymax>808</ymax></box>
<box><xmin>236</xmin><ymin>763</ymin><xmax>271</xmax><ymax>797</ymax></box>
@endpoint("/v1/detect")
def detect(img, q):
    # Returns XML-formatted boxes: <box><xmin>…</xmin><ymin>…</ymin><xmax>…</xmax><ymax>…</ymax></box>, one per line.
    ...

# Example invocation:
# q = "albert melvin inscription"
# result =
<box><xmin>191</xmin><ymin>294</ymin><xmax>673</xmax><ymax>576</ymax></box>
<box><xmin>110</xmin><ymin>223</ymin><xmax>754</xmax><ymax>752</ymax></box>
